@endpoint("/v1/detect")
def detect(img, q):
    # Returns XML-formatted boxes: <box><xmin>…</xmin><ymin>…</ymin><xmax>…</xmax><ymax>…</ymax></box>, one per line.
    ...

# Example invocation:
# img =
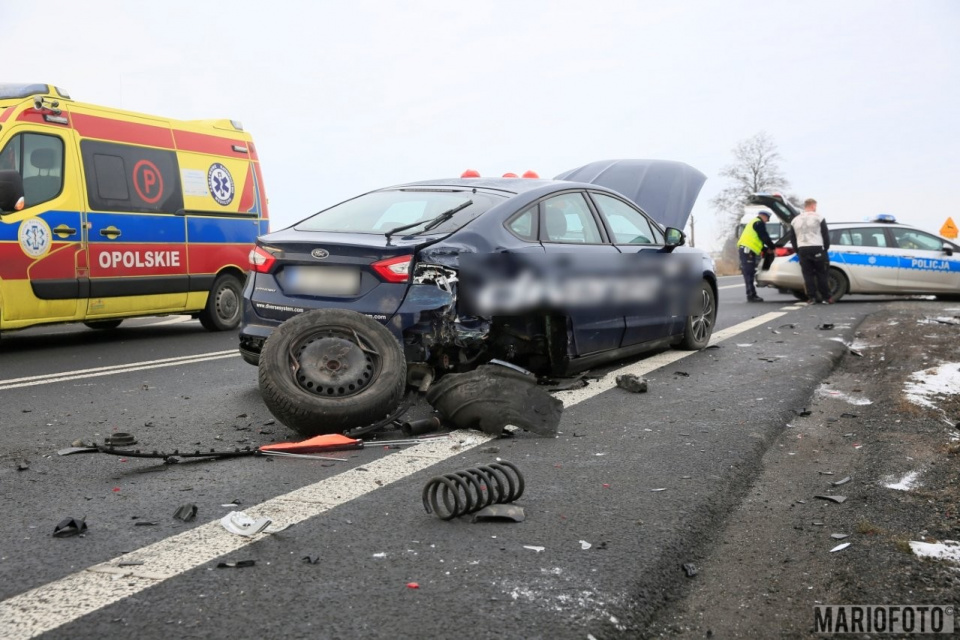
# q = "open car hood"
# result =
<box><xmin>555</xmin><ymin>159</ymin><xmax>706</xmax><ymax>230</ymax></box>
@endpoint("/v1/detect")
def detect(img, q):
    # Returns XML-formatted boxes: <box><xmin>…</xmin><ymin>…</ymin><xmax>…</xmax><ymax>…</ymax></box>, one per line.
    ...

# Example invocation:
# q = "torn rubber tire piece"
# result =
<box><xmin>258</xmin><ymin>309</ymin><xmax>406</xmax><ymax>437</ymax></box>
<box><xmin>426</xmin><ymin>364</ymin><xmax>562</xmax><ymax>436</ymax></box>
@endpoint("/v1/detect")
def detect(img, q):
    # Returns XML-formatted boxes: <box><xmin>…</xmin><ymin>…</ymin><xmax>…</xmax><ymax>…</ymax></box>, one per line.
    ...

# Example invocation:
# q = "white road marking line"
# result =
<box><xmin>0</xmin><ymin>309</ymin><xmax>792</xmax><ymax>639</ymax></box>
<box><xmin>0</xmin><ymin>351</ymin><xmax>238</xmax><ymax>391</ymax></box>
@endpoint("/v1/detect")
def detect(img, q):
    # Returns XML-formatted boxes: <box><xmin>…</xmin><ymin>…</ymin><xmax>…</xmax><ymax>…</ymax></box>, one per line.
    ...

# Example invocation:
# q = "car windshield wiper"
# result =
<box><xmin>384</xmin><ymin>200</ymin><xmax>473</xmax><ymax>240</ymax></box>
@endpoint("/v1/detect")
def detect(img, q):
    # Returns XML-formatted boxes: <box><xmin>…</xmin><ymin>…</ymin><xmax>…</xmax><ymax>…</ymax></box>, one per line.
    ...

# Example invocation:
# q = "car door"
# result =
<box><xmin>829</xmin><ymin>226</ymin><xmax>900</xmax><ymax>292</ymax></box>
<box><xmin>588</xmin><ymin>190</ymin><xmax>677</xmax><ymax>346</ymax></box>
<box><xmin>0</xmin><ymin>128</ymin><xmax>83</xmax><ymax>324</ymax></box>
<box><xmin>889</xmin><ymin>227</ymin><xmax>960</xmax><ymax>293</ymax></box>
<box><xmin>537</xmin><ymin>191</ymin><xmax>624</xmax><ymax>356</ymax></box>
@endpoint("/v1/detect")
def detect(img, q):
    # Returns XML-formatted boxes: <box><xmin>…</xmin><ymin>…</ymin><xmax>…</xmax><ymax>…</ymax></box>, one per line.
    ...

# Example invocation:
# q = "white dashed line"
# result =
<box><xmin>0</xmin><ymin>310</ymin><xmax>791</xmax><ymax>639</ymax></box>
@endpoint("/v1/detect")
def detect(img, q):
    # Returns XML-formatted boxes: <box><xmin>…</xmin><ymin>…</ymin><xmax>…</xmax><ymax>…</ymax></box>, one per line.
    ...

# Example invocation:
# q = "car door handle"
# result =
<box><xmin>52</xmin><ymin>224</ymin><xmax>77</xmax><ymax>238</ymax></box>
<box><xmin>99</xmin><ymin>226</ymin><xmax>122</xmax><ymax>239</ymax></box>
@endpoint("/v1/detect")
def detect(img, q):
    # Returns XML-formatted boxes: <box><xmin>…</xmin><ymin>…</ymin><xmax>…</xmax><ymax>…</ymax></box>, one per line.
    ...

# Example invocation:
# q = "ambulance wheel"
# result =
<box><xmin>84</xmin><ymin>319</ymin><xmax>123</xmax><ymax>330</ymax></box>
<box><xmin>828</xmin><ymin>269</ymin><xmax>849</xmax><ymax>302</ymax></box>
<box><xmin>199</xmin><ymin>273</ymin><xmax>243</xmax><ymax>331</ymax></box>
<box><xmin>678</xmin><ymin>280</ymin><xmax>716</xmax><ymax>350</ymax></box>
<box><xmin>257</xmin><ymin>309</ymin><xmax>406</xmax><ymax>436</ymax></box>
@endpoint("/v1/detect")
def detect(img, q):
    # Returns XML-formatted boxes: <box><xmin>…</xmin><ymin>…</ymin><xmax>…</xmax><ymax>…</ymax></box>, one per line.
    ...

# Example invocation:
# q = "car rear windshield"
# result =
<box><xmin>294</xmin><ymin>189</ymin><xmax>503</xmax><ymax>235</ymax></box>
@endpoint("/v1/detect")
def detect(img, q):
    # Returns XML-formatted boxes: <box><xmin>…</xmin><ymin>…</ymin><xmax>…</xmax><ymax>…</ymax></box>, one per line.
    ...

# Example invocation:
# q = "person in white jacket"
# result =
<box><xmin>788</xmin><ymin>198</ymin><xmax>833</xmax><ymax>304</ymax></box>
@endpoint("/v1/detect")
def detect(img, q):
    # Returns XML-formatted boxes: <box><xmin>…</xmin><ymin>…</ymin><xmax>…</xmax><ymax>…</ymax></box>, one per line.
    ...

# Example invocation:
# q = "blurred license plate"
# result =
<box><xmin>285</xmin><ymin>266</ymin><xmax>360</xmax><ymax>296</ymax></box>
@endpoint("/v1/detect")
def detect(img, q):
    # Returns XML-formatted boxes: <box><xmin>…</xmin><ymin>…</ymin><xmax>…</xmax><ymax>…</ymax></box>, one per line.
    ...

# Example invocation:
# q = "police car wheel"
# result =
<box><xmin>791</xmin><ymin>290</ymin><xmax>809</xmax><ymax>302</ymax></box>
<box><xmin>83</xmin><ymin>319</ymin><xmax>123</xmax><ymax>330</ymax></box>
<box><xmin>828</xmin><ymin>269</ymin><xmax>849</xmax><ymax>302</ymax></box>
<box><xmin>678</xmin><ymin>281</ymin><xmax>716</xmax><ymax>350</ymax></box>
<box><xmin>257</xmin><ymin>309</ymin><xmax>406</xmax><ymax>436</ymax></box>
<box><xmin>199</xmin><ymin>274</ymin><xmax>243</xmax><ymax>331</ymax></box>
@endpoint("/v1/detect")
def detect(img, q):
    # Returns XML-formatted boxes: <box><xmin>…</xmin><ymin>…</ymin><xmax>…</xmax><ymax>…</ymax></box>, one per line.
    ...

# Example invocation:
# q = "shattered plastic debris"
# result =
<box><xmin>472</xmin><ymin>504</ymin><xmax>526</xmax><ymax>523</ymax></box>
<box><xmin>523</xmin><ymin>545</ymin><xmax>545</xmax><ymax>553</ymax></box>
<box><xmin>53</xmin><ymin>517</ymin><xmax>87</xmax><ymax>538</ymax></box>
<box><xmin>302</xmin><ymin>556</ymin><xmax>320</xmax><ymax>564</ymax></box>
<box><xmin>682</xmin><ymin>563</ymin><xmax>699</xmax><ymax>577</ymax></box>
<box><xmin>831</xmin><ymin>476</ymin><xmax>852</xmax><ymax>486</ymax></box>
<box><xmin>840</xmin><ymin>413</ymin><xmax>858</xmax><ymax>419</ymax></box>
<box><xmin>650</xmin><ymin>488</ymin><xmax>667</xmax><ymax>492</ymax></box>
<box><xmin>220</xmin><ymin>511</ymin><xmax>290</xmax><ymax>537</ymax></box>
<box><xmin>816</xmin><ymin>323</ymin><xmax>835</xmax><ymax>330</ymax></box>
<box><xmin>425</xmin><ymin>365</ymin><xmax>563</xmax><ymax>436</ymax></box>
<box><xmin>829</xmin><ymin>543</ymin><xmax>851</xmax><ymax>553</ymax></box>
<box><xmin>831</xmin><ymin>533</ymin><xmax>850</xmax><ymax>540</ymax></box>
<box><xmin>794</xmin><ymin>408</ymin><xmax>812</xmax><ymax>417</ymax></box>
<box><xmin>173</xmin><ymin>504</ymin><xmax>198</xmax><ymax>522</ymax></box>
<box><xmin>615</xmin><ymin>374</ymin><xmax>648</xmax><ymax>393</ymax></box>
<box><xmin>673</xmin><ymin>371</ymin><xmax>690</xmax><ymax>377</ymax></box>
<box><xmin>57</xmin><ymin>446</ymin><xmax>99</xmax><ymax>456</ymax></box>
<box><xmin>406</xmin><ymin>582</ymin><xmax>420</xmax><ymax>589</ymax></box>
<box><xmin>815</xmin><ymin>495</ymin><xmax>847</xmax><ymax>504</ymax></box>
<box><xmin>216</xmin><ymin>560</ymin><xmax>256</xmax><ymax>568</ymax></box>
<box><xmin>16</xmin><ymin>462</ymin><xmax>29</xmax><ymax>471</ymax></box>
<box><xmin>580</xmin><ymin>540</ymin><xmax>592</xmax><ymax>550</ymax></box>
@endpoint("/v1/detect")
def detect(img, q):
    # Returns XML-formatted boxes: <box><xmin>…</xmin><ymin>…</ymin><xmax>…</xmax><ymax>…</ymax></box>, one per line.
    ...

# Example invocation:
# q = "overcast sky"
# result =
<box><xmin>5</xmin><ymin>0</ymin><xmax>959</xmax><ymax>250</ymax></box>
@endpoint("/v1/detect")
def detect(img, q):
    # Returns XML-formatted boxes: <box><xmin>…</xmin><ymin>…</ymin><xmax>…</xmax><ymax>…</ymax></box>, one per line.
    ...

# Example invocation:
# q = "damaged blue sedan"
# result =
<box><xmin>239</xmin><ymin>160</ymin><xmax>716</xmax><ymax>434</ymax></box>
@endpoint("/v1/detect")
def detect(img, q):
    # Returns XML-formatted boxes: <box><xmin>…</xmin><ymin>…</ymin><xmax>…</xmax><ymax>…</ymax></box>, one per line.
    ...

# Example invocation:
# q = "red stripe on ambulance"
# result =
<box><xmin>187</xmin><ymin>244</ymin><xmax>251</xmax><ymax>274</ymax></box>
<box><xmin>173</xmin><ymin>130</ymin><xmax>247</xmax><ymax>156</ymax></box>
<box><xmin>72</xmin><ymin>113</ymin><xmax>175</xmax><ymax>148</ymax></box>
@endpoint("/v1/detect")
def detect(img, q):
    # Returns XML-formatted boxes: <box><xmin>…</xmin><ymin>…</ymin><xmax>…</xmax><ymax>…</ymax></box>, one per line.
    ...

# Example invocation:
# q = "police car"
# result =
<box><xmin>756</xmin><ymin>213</ymin><xmax>960</xmax><ymax>301</ymax></box>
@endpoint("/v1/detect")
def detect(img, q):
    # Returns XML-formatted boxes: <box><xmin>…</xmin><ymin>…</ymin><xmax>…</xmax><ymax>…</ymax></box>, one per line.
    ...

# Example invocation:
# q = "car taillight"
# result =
<box><xmin>371</xmin><ymin>255</ymin><xmax>413</xmax><ymax>283</ymax></box>
<box><xmin>775</xmin><ymin>247</ymin><xmax>795</xmax><ymax>257</ymax></box>
<box><xmin>249</xmin><ymin>246</ymin><xmax>276</xmax><ymax>273</ymax></box>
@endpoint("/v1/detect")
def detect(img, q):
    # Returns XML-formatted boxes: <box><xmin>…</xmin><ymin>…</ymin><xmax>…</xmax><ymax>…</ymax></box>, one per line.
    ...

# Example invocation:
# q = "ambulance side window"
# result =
<box><xmin>80</xmin><ymin>140</ymin><xmax>183</xmax><ymax>214</ymax></box>
<box><xmin>0</xmin><ymin>133</ymin><xmax>65</xmax><ymax>207</ymax></box>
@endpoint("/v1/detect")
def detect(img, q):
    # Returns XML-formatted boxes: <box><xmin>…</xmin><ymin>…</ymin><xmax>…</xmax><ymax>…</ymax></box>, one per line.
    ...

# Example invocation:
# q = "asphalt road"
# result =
<box><xmin>0</xmin><ymin>278</ymin><xmax>916</xmax><ymax>639</ymax></box>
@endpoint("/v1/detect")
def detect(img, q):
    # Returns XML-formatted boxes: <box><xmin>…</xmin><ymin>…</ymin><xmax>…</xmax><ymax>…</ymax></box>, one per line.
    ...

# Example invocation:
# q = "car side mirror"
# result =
<box><xmin>664</xmin><ymin>227</ymin><xmax>685</xmax><ymax>247</ymax></box>
<box><xmin>943</xmin><ymin>242</ymin><xmax>954</xmax><ymax>257</ymax></box>
<box><xmin>0</xmin><ymin>170</ymin><xmax>25</xmax><ymax>214</ymax></box>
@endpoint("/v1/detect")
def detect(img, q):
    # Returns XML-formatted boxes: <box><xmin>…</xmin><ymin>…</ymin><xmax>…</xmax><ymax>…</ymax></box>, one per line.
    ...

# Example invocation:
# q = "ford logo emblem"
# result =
<box><xmin>311</xmin><ymin>249</ymin><xmax>330</xmax><ymax>259</ymax></box>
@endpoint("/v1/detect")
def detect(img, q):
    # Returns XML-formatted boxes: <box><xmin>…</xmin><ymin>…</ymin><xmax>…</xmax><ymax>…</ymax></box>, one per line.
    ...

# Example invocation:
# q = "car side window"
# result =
<box><xmin>0</xmin><ymin>132</ymin><xmax>65</xmax><ymax>207</ymax></box>
<box><xmin>830</xmin><ymin>229</ymin><xmax>853</xmax><ymax>245</ymax></box>
<box><xmin>541</xmin><ymin>193</ymin><xmax>603</xmax><ymax>244</ymax></box>
<box><xmin>890</xmin><ymin>228</ymin><xmax>945</xmax><ymax>252</ymax></box>
<box><xmin>591</xmin><ymin>192</ymin><xmax>660</xmax><ymax>245</ymax></box>
<box><xmin>506</xmin><ymin>205</ymin><xmax>537</xmax><ymax>241</ymax></box>
<box><xmin>847</xmin><ymin>227</ymin><xmax>888</xmax><ymax>248</ymax></box>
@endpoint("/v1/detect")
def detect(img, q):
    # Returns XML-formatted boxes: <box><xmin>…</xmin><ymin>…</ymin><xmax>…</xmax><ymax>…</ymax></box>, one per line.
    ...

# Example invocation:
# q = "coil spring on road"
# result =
<box><xmin>422</xmin><ymin>461</ymin><xmax>525</xmax><ymax>520</ymax></box>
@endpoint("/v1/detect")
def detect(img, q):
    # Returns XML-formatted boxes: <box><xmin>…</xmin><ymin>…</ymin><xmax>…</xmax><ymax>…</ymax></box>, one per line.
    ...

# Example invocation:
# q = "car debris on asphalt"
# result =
<box><xmin>216</xmin><ymin>560</ymin><xmax>256</xmax><ymax>568</ymax></box>
<box><xmin>423</xmin><ymin>461</ymin><xmax>525</xmax><ymax>520</ymax></box>
<box><xmin>472</xmin><ymin>504</ymin><xmax>526</xmax><ymax>523</ymax></box>
<box><xmin>220</xmin><ymin>511</ymin><xmax>290</xmax><ymax>537</ymax></box>
<box><xmin>815</xmin><ymin>495</ymin><xmax>848</xmax><ymax>504</ymax></box>
<box><xmin>173</xmin><ymin>504</ymin><xmax>198</xmax><ymax>522</ymax></box>
<box><xmin>682</xmin><ymin>563</ymin><xmax>699</xmax><ymax>577</ymax></box>
<box><xmin>426</xmin><ymin>364</ymin><xmax>562</xmax><ymax>437</ymax></box>
<box><xmin>53</xmin><ymin>517</ymin><xmax>87</xmax><ymax>538</ymax></box>
<box><xmin>615</xmin><ymin>374</ymin><xmax>648</xmax><ymax>393</ymax></box>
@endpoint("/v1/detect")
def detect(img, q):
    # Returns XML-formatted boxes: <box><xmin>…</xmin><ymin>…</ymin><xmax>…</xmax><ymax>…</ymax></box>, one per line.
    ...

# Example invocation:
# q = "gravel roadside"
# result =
<box><xmin>647</xmin><ymin>303</ymin><xmax>960</xmax><ymax>638</ymax></box>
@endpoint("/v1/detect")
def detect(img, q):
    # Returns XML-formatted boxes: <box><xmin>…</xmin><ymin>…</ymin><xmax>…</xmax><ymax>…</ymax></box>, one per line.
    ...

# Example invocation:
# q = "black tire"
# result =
<box><xmin>828</xmin><ymin>268</ymin><xmax>849</xmax><ymax>302</ymax></box>
<box><xmin>257</xmin><ymin>309</ymin><xmax>406</xmax><ymax>436</ymax></box>
<box><xmin>84</xmin><ymin>319</ymin><xmax>123</xmax><ymax>330</ymax></box>
<box><xmin>199</xmin><ymin>273</ymin><xmax>243</xmax><ymax>331</ymax></box>
<box><xmin>791</xmin><ymin>290</ymin><xmax>809</xmax><ymax>302</ymax></box>
<box><xmin>678</xmin><ymin>280</ymin><xmax>716</xmax><ymax>350</ymax></box>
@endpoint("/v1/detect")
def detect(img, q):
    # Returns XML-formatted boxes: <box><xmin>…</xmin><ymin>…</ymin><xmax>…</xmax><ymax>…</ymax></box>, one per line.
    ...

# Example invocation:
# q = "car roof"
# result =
<box><xmin>384</xmin><ymin>177</ymin><xmax>599</xmax><ymax>196</ymax></box>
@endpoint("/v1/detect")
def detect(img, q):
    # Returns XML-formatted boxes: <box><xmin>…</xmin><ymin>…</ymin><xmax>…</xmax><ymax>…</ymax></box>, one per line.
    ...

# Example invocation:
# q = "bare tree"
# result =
<box><xmin>711</xmin><ymin>131</ymin><xmax>791</xmax><ymax>237</ymax></box>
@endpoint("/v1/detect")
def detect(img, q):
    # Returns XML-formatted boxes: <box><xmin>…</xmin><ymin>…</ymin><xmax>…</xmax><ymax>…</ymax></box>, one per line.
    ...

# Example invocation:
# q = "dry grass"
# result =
<box><xmin>856</xmin><ymin>519</ymin><xmax>885</xmax><ymax>536</ymax></box>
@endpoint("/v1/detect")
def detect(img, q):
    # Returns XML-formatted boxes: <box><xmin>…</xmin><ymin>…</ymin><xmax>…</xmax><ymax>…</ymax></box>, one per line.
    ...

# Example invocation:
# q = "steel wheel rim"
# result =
<box><xmin>290</xmin><ymin>326</ymin><xmax>381</xmax><ymax>398</ymax></box>
<box><xmin>217</xmin><ymin>286</ymin><xmax>240</xmax><ymax>323</ymax></box>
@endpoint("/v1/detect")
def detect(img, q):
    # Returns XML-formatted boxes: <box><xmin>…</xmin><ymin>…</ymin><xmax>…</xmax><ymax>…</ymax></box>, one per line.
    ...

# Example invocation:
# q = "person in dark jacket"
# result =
<box><xmin>736</xmin><ymin>210</ymin><xmax>776</xmax><ymax>302</ymax></box>
<box><xmin>788</xmin><ymin>198</ymin><xmax>833</xmax><ymax>304</ymax></box>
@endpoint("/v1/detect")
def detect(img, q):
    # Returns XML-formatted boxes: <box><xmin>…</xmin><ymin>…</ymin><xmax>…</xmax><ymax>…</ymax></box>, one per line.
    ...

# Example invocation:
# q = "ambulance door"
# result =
<box><xmin>0</xmin><ymin>127</ymin><xmax>83</xmax><ymax>326</ymax></box>
<box><xmin>80</xmin><ymin>139</ymin><xmax>188</xmax><ymax>316</ymax></box>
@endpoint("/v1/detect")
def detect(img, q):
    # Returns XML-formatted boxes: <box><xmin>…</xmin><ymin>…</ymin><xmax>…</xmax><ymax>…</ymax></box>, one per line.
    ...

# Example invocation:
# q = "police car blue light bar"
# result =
<box><xmin>868</xmin><ymin>213</ymin><xmax>897</xmax><ymax>223</ymax></box>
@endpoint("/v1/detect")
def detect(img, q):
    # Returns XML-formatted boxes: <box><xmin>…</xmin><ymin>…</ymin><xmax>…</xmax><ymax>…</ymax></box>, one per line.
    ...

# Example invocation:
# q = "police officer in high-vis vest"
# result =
<box><xmin>737</xmin><ymin>210</ymin><xmax>776</xmax><ymax>302</ymax></box>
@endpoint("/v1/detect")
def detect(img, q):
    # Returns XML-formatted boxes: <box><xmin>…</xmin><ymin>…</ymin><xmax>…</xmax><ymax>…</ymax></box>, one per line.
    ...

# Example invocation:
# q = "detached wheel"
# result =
<box><xmin>678</xmin><ymin>280</ymin><xmax>716</xmax><ymax>350</ymax></box>
<box><xmin>828</xmin><ymin>268</ymin><xmax>849</xmax><ymax>302</ymax></box>
<box><xmin>257</xmin><ymin>309</ymin><xmax>406</xmax><ymax>436</ymax></box>
<box><xmin>199</xmin><ymin>273</ymin><xmax>243</xmax><ymax>331</ymax></box>
<box><xmin>84</xmin><ymin>319</ymin><xmax>123</xmax><ymax>330</ymax></box>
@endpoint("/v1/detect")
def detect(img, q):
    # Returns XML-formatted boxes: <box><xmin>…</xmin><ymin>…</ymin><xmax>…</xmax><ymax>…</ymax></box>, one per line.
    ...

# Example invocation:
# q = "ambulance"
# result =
<box><xmin>0</xmin><ymin>83</ymin><xmax>269</xmax><ymax>333</ymax></box>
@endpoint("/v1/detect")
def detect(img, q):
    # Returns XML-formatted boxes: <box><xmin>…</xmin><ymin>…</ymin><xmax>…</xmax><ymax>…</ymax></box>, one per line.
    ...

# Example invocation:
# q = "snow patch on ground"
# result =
<box><xmin>817</xmin><ymin>385</ymin><xmax>873</xmax><ymax>405</ymax></box>
<box><xmin>904</xmin><ymin>362</ymin><xmax>960</xmax><ymax>409</ymax></box>
<box><xmin>909</xmin><ymin>540</ymin><xmax>960</xmax><ymax>568</ymax></box>
<box><xmin>883</xmin><ymin>470</ymin><xmax>922</xmax><ymax>491</ymax></box>
<box><xmin>499</xmin><ymin>576</ymin><xmax>623</xmax><ymax>620</ymax></box>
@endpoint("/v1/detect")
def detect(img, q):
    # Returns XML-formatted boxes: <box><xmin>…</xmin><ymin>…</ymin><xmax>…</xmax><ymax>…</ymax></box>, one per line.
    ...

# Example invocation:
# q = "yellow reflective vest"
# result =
<box><xmin>738</xmin><ymin>217</ymin><xmax>764</xmax><ymax>255</ymax></box>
